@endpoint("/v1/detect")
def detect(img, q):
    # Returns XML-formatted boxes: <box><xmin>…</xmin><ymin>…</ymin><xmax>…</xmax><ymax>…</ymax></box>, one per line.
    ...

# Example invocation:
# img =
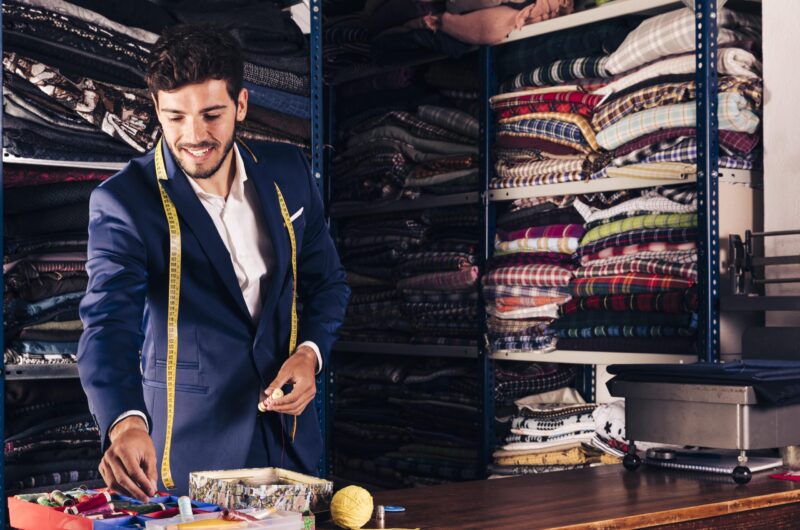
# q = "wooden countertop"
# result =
<box><xmin>322</xmin><ymin>464</ymin><xmax>800</xmax><ymax>529</ymax></box>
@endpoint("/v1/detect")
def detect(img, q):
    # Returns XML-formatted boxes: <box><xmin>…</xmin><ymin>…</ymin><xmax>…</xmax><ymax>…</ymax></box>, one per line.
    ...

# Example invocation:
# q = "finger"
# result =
<box><xmin>110</xmin><ymin>455</ymin><xmax>149</xmax><ymax>502</ymax></box>
<box><xmin>120</xmin><ymin>451</ymin><xmax>156</xmax><ymax>498</ymax></box>
<box><xmin>99</xmin><ymin>460</ymin><xmax>112</xmax><ymax>490</ymax></box>
<box><xmin>103</xmin><ymin>457</ymin><xmax>129</xmax><ymax>497</ymax></box>
<box><xmin>145</xmin><ymin>450</ymin><xmax>159</xmax><ymax>493</ymax></box>
<box><xmin>272</xmin><ymin>380</ymin><xmax>313</xmax><ymax>408</ymax></box>
<box><xmin>270</xmin><ymin>388</ymin><xmax>314</xmax><ymax>414</ymax></box>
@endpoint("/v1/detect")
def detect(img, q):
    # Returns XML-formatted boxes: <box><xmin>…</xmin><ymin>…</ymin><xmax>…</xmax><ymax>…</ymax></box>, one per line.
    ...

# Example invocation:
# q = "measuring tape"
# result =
<box><xmin>154</xmin><ymin>138</ymin><xmax>299</xmax><ymax>489</ymax></box>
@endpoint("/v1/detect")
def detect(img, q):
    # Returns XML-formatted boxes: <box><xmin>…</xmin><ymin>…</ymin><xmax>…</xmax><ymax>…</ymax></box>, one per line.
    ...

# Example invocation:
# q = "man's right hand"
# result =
<box><xmin>100</xmin><ymin>416</ymin><xmax>158</xmax><ymax>502</ymax></box>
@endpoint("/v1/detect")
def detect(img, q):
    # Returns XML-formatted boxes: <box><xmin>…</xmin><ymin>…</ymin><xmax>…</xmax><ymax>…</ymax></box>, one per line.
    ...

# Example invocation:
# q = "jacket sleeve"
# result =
<box><xmin>294</xmin><ymin>148</ymin><xmax>350</xmax><ymax>363</ymax></box>
<box><xmin>77</xmin><ymin>184</ymin><xmax>151</xmax><ymax>450</ymax></box>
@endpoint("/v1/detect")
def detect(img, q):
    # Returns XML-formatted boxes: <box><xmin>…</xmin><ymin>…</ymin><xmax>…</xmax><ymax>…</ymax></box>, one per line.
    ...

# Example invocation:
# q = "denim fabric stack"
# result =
<box><xmin>2</xmin><ymin>0</ymin><xmax>312</xmax><ymax>156</ymax></box>
<box><xmin>333</xmin><ymin>356</ymin><xmax>480</xmax><ymax>488</ymax></box>
<box><xmin>5</xmin><ymin>379</ymin><xmax>103</xmax><ymax>494</ymax></box>
<box><xmin>337</xmin><ymin>205</ymin><xmax>481</xmax><ymax>347</ymax></box>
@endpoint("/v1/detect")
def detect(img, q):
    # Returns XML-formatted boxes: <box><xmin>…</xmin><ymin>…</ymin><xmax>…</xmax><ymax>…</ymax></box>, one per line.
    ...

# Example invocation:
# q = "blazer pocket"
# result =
<box><xmin>142</xmin><ymin>377</ymin><xmax>209</xmax><ymax>394</ymax></box>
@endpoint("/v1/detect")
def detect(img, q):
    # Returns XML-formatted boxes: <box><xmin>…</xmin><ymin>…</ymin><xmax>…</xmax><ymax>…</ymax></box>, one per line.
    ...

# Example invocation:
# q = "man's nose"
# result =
<box><xmin>184</xmin><ymin>118</ymin><xmax>209</xmax><ymax>145</ymax></box>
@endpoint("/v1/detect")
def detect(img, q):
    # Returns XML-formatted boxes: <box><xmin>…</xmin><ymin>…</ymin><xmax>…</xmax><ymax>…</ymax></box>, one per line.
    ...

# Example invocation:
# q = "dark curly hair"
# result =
<box><xmin>145</xmin><ymin>24</ymin><xmax>243</xmax><ymax>102</ymax></box>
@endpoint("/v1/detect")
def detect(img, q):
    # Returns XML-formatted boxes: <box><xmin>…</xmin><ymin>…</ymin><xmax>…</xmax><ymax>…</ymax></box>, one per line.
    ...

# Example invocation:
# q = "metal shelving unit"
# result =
<box><xmin>490</xmin><ymin>350</ymin><xmax>697</xmax><ymax>365</ymax></box>
<box><xmin>2</xmin><ymin>155</ymin><xmax>126</xmax><ymax>171</ymax></box>
<box><xmin>334</xmin><ymin>341</ymin><xmax>478</xmax><ymax>358</ymax></box>
<box><xmin>4</xmin><ymin>364</ymin><xmax>80</xmax><ymax>381</ymax></box>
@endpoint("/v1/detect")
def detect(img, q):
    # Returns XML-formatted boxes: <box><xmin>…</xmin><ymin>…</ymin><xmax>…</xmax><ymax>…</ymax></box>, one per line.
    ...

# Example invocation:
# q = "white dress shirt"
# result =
<box><xmin>113</xmin><ymin>145</ymin><xmax>320</xmax><ymax>432</ymax></box>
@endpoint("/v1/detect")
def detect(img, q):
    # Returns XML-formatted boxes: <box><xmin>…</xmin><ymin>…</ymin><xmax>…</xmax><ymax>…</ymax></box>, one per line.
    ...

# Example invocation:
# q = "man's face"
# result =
<box><xmin>153</xmin><ymin>79</ymin><xmax>247</xmax><ymax>180</ymax></box>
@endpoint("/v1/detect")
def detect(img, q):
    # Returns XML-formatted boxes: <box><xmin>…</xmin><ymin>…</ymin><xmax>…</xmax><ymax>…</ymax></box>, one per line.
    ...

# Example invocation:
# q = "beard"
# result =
<box><xmin>169</xmin><ymin>132</ymin><xmax>236</xmax><ymax>180</ymax></box>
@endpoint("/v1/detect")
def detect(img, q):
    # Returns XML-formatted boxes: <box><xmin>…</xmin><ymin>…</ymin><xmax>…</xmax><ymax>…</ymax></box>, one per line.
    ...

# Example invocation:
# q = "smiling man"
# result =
<box><xmin>77</xmin><ymin>25</ymin><xmax>349</xmax><ymax>499</ymax></box>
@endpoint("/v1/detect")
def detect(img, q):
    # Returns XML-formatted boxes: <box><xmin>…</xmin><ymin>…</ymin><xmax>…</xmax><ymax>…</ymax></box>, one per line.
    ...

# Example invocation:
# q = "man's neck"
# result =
<box><xmin>192</xmin><ymin>149</ymin><xmax>236</xmax><ymax>199</ymax></box>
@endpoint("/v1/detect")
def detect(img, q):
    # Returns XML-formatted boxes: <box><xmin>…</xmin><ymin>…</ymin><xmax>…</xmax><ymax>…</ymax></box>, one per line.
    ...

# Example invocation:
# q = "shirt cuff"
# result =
<box><xmin>298</xmin><ymin>341</ymin><xmax>322</xmax><ymax>375</ymax></box>
<box><xmin>111</xmin><ymin>410</ymin><xmax>149</xmax><ymax>434</ymax></box>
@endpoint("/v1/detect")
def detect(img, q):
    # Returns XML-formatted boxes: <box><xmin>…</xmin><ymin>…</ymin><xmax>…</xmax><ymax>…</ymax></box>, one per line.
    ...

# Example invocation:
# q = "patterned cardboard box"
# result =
<box><xmin>189</xmin><ymin>467</ymin><xmax>332</xmax><ymax>513</ymax></box>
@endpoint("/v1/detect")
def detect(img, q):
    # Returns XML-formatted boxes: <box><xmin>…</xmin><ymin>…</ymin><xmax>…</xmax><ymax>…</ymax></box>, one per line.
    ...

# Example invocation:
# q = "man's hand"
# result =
<box><xmin>261</xmin><ymin>345</ymin><xmax>318</xmax><ymax>416</ymax></box>
<box><xmin>100</xmin><ymin>416</ymin><xmax>158</xmax><ymax>502</ymax></box>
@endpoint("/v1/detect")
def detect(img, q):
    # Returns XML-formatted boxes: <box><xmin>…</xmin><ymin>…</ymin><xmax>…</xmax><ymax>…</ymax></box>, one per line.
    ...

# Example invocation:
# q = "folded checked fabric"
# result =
<box><xmin>574</xmin><ymin>259</ymin><xmax>697</xmax><ymax>281</ymax></box>
<box><xmin>497</xmin><ymin>224</ymin><xmax>586</xmax><ymax>242</ymax></box>
<box><xmin>581</xmin><ymin>213</ymin><xmax>697</xmax><ymax>246</ymax></box>
<box><xmin>613</xmin><ymin>127</ymin><xmax>760</xmax><ymax>159</ymax></box>
<box><xmin>495</xmin><ymin>236</ymin><xmax>579</xmax><ymax>255</ymax></box>
<box><xmin>495</xmin><ymin>133</ymin><xmax>589</xmax><ymax>155</ymax></box>
<box><xmin>580</xmin><ymin>248</ymin><xmax>697</xmax><ymax>268</ymax></box>
<box><xmin>596</xmin><ymin>93</ymin><xmax>760</xmax><ymax>151</ymax></box>
<box><xmin>3</xmin><ymin>52</ymin><xmax>158</xmax><ymax>152</ymax></box>
<box><xmin>487</xmin><ymin>319</ymin><xmax>552</xmax><ymax>337</ymax></box>
<box><xmin>570</xmin><ymin>273</ymin><xmax>695</xmax><ymax>296</ymax></box>
<box><xmin>604</xmin><ymin>7</ymin><xmax>760</xmax><ymax>75</ymax></box>
<box><xmin>488</xmin><ymin>252</ymin><xmax>575</xmax><ymax>271</ymax></box>
<box><xmin>556</xmin><ymin>323</ymin><xmax>697</xmax><ymax>339</ymax></box>
<box><xmin>396</xmin><ymin>252</ymin><xmax>476</xmax><ymax>274</ymax></box>
<box><xmin>574</xmin><ymin>195</ymin><xmax>696</xmax><ymax>224</ymax></box>
<box><xmin>491</xmin><ymin>90</ymin><xmax>604</xmax><ymax>111</ymax></box>
<box><xmin>352</xmin><ymin>110</ymin><xmax>475</xmax><ymax>145</ymax></box>
<box><xmin>242</xmin><ymin>82</ymin><xmax>310</xmax><ymax>119</ymax></box>
<box><xmin>492</xmin><ymin>335</ymin><xmax>557</xmax><ymax>353</ymax></box>
<box><xmin>559</xmin><ymin>288</ymin><xmax>698</xmax><ymax>316</ymax></box>
<box><xmin>497</xmin><ymin>205</ymin><xmax>585</xmax><ymax>232</ymax></box>
<box><xmin>592</xmin><ymin>76</ymin><xmax>762</xmax><ymax>131</ymax></box>
<box><xmin>580</xmin><ymin>240</ymin><xmax>697</xmax><ymax>262</ymax></box>
<box><xmin>490</xmin><ymin>170</ymin><xmax>589</xmax><ymax>188</ymax></box>
<box><xmin>552</xmin><ymin>310</ymin><xmax>697</xmax><ymax>329</ymax></box>
<box><xmin>417</xmin><ymin>105</ymin><xmax>480</xmax><ymax>139</ymax></box>
<box><xmin>500</xmin><ymin>56</ymin><xmax>610</xmax><ymax>92</ymax></box>
<box><xmin>499</xmin><ymin>112</ymin><xmax>600</xmax><ymax>150</ymax></box>
<box><xmin>594</xmin><ymin>47</ymin><xmax>761</xmax><ymax>98</ymax></box>
<box><xmin>395</xmin><ymin>267</ymin><xmax>479</xmax><ymax>291</ymax></box>
<box><xmin>484</xmin><ymin>284</ymin><xmax>571</xmax><ymax>299</ymax></box>
<box><xmin>484</xmin><ymin>265</ymin><xmax>574</xmax><ymax>287</ymax></box>
<box><xmin>496</xmin><ymin>119</ymin><xmax>595</xmax><ymax>152</ymax></box>
<box><xmin>556</xmin><ymin>336</ymin><xmax>697</xmax><ymax>354</ymax></box>
<box><xmin>243</xmin><ymin>62</ymin><xmax>309</xmax><ymax>96</ymax></box>
<box><xmin>495</xmin><ymin>100</ymin><xmax>595</xmax><ymax>120</ymax></box>
<box><xmin>402</xmin><ymin>290</ymin><xmax>480</xmax><ymax>303</ymax></box>
<box><xmin>494</xmin><ymin>156</ymin><xmax>594</xmax><ymax>180</ymax></box>
<box><xmin>494</xmin><ymin>365</ymin><xmax>575</xmax><ymax>401</ymax></box>
<box><xmin>494</xmin><ymin>295</ymin><xmax>571</xmax><ymax>310</ymax></box>
<box><xmin>486</xmin><ymin>302</ymin><xmax>562</xmax><ymax>320</ymax></box>
<box><xmin>511</xmin><ymin>411</ymin><xmax>595</xmax><ymax>435</ymax></box>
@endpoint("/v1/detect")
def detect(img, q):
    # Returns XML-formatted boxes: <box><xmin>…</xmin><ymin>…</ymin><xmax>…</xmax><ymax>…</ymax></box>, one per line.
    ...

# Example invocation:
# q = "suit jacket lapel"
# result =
<box><xmin>157</xmin><ymin>142</ymin><xmax>252</xmax><ymax>324</ymax></box>
<box><xmin>244</xmin><ymin>142</ymin><xmax>290</xmax><ymax>344</ymax></box>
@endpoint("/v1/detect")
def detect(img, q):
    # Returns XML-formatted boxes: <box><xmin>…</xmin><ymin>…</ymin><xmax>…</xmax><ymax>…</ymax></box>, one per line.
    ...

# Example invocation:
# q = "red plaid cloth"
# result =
<box><xmin>498</xmin><ymin>224</ymin><xmax>586</xmax><ymax>242</ymax></box>
<box><xmin>571</xmin><ymin>273</ymin><xmax>695</xmax><ymax>296</ymax></box>
<box><xmin>484</xmin><ymin>265</ymin><xmax>573</xmax><ymax>287</ymax></box>
<box><xmin>576</xmin><ymin>228</ymin><xmax>697</xmax><ymax>258</ymax></box>
<box><xmin>560</xmin><ymin>288</ymin><xmax>699</xmax><ymax>315</ymax></box>
<box><xmin>580</xmin><ymin>242</ymin><xmax>697</xmax><ymax>264</ymax></box>
<box><xmin>490</xmin><ymin>252</ymin><xmax>578</xmax><ymax>270</ymax></box>
<box><xmin>497</xmin><ymin>102</ymin><xmax>594</xmax><ymax>120</ymax></box>
<box><xmin>491</xmin><ymin>91</ymin><xmax>604</xmax><ymax>110</ymax></box>
<box><xmin>613</xmin><ymin>127</ymin><xmax>761</xmax><ymax>158</ymax></box>
<box><xmin>574</xmin><ymin>259</ymin><xmax>697</xmax><ymax>280</ymax></box>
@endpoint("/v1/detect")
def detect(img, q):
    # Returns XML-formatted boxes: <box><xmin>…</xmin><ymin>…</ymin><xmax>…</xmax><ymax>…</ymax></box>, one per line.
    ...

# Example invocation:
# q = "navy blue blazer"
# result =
<box><xmin>77</xmin><ymin>140</ymin><xmax>349</xmax><ymax>495</ymax></box>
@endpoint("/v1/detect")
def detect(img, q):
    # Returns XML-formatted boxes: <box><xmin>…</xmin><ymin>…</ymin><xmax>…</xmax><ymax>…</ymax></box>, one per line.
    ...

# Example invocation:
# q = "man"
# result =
<box><xmin>77</xmin><ymin>25</ymin><xmax>349</xmax><ymax>500</ymax></box>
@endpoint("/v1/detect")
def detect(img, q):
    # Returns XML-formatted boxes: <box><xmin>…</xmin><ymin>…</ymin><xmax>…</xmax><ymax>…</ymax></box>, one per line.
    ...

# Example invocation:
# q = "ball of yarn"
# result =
<box><xmin>330</xmin><ymin>485</ymin><xmax>374</xmax><ymax>529</ymax></box>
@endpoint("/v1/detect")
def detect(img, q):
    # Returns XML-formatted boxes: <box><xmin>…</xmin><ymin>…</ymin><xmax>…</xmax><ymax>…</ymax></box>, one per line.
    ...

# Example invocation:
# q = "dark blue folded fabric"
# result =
<box><xmin>242</xmin><ymin>82</ymin><xmax>310</xmax><ymax>119</ymax></box>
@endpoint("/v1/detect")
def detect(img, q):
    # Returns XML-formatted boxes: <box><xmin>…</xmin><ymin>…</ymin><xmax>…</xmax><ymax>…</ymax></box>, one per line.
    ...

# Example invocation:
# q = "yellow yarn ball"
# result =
<box><xmin>330</xmin><ymin>485</ymin><xmax>374</xmax><ymax>529</ymax></box>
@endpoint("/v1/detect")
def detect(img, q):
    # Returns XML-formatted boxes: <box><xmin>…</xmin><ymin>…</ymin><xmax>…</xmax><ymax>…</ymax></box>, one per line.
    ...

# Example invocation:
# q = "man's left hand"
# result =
<box><xmin>261</xmin><ymin>345</ymin><xmax>318</xmax><ymax>416</ymax></box>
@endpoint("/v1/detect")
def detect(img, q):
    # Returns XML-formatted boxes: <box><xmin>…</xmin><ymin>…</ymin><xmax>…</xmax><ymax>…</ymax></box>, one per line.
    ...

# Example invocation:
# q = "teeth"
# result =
<box><xmin>187</xmin><ymin>147</ymin><xmax>211</xmax><ymax>156</ymax></box>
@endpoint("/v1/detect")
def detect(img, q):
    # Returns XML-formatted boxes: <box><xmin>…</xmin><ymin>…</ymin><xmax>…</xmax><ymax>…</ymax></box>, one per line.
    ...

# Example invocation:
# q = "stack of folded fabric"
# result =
<box><xmin>483</xmin><ymin>197</ymin><xmax>580</xmax><ymax>354</ymax></box>
<box><xmin>5</xmin><ymin>379</ymin><xmax>103</xmax><ymax>494</ymax></box>
<box><xmin>334</xmin><ymin>357</ymin><xmax>480</xmax><ymax>488</ymax></box>
<box><xmin>491</xmin><ymin>385</ymin><xmax>621</xmax><ymax>478</ymax></box>
<box><xmin>331</xmin><ymin>62</ymin><xmax>479</xmax><ymax>207</ymax></box>
<box><xmin>4</xmin><ymin>166</ymin><xmax>114</xmax><ymax>368</ymax></box>
<box><xmin>553</xmin><ymin>185</ymin><xmax>700</xmax><ymax>354</ymax></box>
<box><xmin>2</xmin><ymin>0</ymin><xmax>312</xmax><ymax>155</ymax></box>
<box><xmin>338</xmin><ymin>206</ymin><xmax>481</xmax><ymax>346</ymax></box>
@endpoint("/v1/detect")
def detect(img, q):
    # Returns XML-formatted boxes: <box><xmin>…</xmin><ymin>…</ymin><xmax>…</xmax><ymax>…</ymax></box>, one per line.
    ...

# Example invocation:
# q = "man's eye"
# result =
<box><xmin>168</xmin><ymin>116</ymin><xmax>182</xmax><ymax>122</ymax></box>
<box><xmin>205</xmin><ymin>114</ymin><xmax>221</xmax><ymax>121</ymax></box>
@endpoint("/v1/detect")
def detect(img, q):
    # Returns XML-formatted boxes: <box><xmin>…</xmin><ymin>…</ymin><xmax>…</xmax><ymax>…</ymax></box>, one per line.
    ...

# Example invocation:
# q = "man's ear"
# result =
<box><xmin>236</xmin><ymin>88</ymin><xmax>248</xmax><ymax>122</ymax></box>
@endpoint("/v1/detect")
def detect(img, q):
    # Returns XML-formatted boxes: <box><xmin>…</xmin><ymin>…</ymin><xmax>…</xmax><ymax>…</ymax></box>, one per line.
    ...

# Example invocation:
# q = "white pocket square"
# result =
<box><xmin>289</xmin><ymin>207</ymin><xmax>304</xmax><ymax>222</ymax></box>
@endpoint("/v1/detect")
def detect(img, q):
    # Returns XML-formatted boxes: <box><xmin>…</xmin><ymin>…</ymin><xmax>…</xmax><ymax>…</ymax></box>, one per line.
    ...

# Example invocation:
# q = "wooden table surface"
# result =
<box><xmin>320</xmin><ymin>465</ymin><xmax>800</xmax><ymax>529</ymax></box>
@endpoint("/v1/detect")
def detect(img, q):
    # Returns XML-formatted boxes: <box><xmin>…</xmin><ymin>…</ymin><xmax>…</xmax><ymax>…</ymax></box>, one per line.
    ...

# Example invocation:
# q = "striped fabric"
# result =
<box><xmin>484</xmin><ymin>285</ymin><xmax>572</xmax><ymax>300</ymax></box>
<box><xmin>495</xmin><ymin>237</ymin><xmax>580</xmax><ymax>255</ymax></box>
<box><xmin>497</xmin><ymin>120</ymin><xmax>592</xmax><ymax>151</ymax></box>
<box><xmin>497</xmin><ymin>224</ymin><xmax>586</xmax><ymax>242</ymax></box>
<box><xmin>596</xmin><ymin>93</ymin><xmax>761</xmax><ymax>151</ymax></box>
<box><xmin>573</xmin><ymin>259</ymin><xmax>697</xmax><ymax>281</ymax></box>
<box><xmin>559</xmin><ymin>289</ymin><xmax>699</xmax><ymax>315</ymax></box>
<box><xmin>500</xmin><ymin>56</ymin><xmax>610</xmax><ymax>91</ymax></box>
<box><xmin>490</xmin><ymin>171</ymin><xmax>589</xmax><ymax>189</ymax></box>
<box><xmin>570</xmin><ymin>273</ymin><xmax>695</xmax><ymax>296</ymax></box>
<box><xmin>580</xmin><ymin>249</ymin><xmax>697</xmax><ymax>267</ymax></box>
<box><xmin>498</xmin><ymin>113</ymin><xmax>600</xmax><ymax>151</ymax></box>
<box><xmin>581</xmin><ymin>213</ymin><xmax>698</xmax><ymax>246</ymax></box>
<box><xmin>556</xmin><ymin>324</ymin><xmax>697</xmax><ymax>339</ymax></box>
<box><xmin>574</xmin><ymin>195</ymin><xmax>696</xmax><ymax>224</ymax></box>
<box><xmin>580</xmin><ymin>241</ymin><xmax>697</xmax><ymax>263</ymax></box>
<box><xmin>484</xmin><ymin>265</ymin><xmax>574</xmax><ymax>287</ymax></box>
<box><xmin>603</xmin><ymin>162</ymin><xmax>696</xmax><ymax>180</ymax></box>
<box><xmin>495</xmin><ymin>157</ymin><xmax>592</xmax><ymax>179</ymax></box>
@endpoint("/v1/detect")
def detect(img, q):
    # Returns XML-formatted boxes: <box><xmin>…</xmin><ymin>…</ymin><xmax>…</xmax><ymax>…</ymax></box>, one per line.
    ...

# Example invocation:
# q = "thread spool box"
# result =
<box><xmin>189</xmin><ymin>468</ymin><xmax>332</xmax><ymax>514</ymax></box>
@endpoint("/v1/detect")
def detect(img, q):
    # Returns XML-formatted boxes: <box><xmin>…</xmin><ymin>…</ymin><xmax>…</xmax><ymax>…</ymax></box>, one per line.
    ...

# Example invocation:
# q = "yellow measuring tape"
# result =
<box><xmin>154</xmin><ymin>138</ymin><xmax>299</xmax><ymax>489</ymax></box>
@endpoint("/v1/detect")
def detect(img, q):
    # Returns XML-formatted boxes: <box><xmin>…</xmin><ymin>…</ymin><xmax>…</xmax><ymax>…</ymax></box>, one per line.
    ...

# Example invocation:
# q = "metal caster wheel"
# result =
<box><xmin>732</xmin><ymin>466</ymin><xmax>752</xmax><ymax>484</ymax></box>
<box><xmin>623</xmin><ymin>453</ymin><xmax>641</xmax><ymax>471</ymax></box>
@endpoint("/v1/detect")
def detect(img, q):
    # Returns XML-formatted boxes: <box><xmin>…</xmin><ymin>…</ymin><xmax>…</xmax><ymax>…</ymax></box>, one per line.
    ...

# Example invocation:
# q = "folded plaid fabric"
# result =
<box><xmin>484</xmin><ymin>285</ymin><xmax>572</xmax><ymax>300</ymax></box>
<box><xmin>417</xmin><ymin>105</ymin><xmax>480</xmax><ymax>139</ymax></box>
<box><xmin>497</xmin><ymin>119</ymin><xmax>593</xmax><ymax>150</ymax></box>
<box><xmin>556</xmin><ymin>324</ymin><xmax>697</xmax><ymax>339</ymax></box>
<box><xmin>574</xmin><ymin>195</ymin><xmax>696</xmax><ymax>224</ymax></box>
<box><xmin>495</xmin><ymin>157</ymin><xmax>594</xmax><ymax>180</ymax></box>
<box><xmin>592</xmin><ymin>76</ymin><xmax>763</xmax><ymax>131</ymax></box>
<box><xmin>574</xmin><ymin>259</ymin><xmax>697</xmax><ymax>280</ymax></box>
<box><xmin>397</xmin><ymin>252</ymin><xmax>476</xmax><ymax>274</ymax></box>
<box><xmin>581</xmin><ymin>213</ymin><xmax>697</xmax><ymax>246</ymax></box>
<box><xmin>353</xmin><ymin>111</ymin><xmax>474</xmax><ymax>144</ymax></box>
<box><xmin>489</xmin><ymin>252</ymin><xmax>577</xmax><ymax>269</ymax></box>
<box><xmin>349</xmin><ymin>290</ymin><xmax>400</xmax><ymax>305</ymax></box>
<box><xmin>496</xmin><ymin>133</ymin><xmax>590</xmax><ymax>154</ymax></box>
<box><xmin>495</xmin><ymin>295</ymin><xmax>571</xmax><ymax>310</ymax></box>
<box><xmin>596</xmin><ymin>93</ymin><xmax>761</xmax><ymax>151</ymax></box>
<box><xmin>580</xmin><ymin>248</ymin><xmax>697</xmax><ymax>267</ymax></box>
<box><xmin>559</xmin><ymin>288</ymin><xmax>698</xmax><ymax>316</ymax></box>
<box><xmin>580</xmin><ymin>240</ymin><xmax>696</xmax><ymax>262</ymax></box>
<box><xmin>499</xmin><ymin>112</ymin><xmax>601</xmax><ymax>151</ymax></box>
<box><xmin>490</xmin><ymin>170</ymin><xmax>589</xmax><ymax>189</ymax></box>
<box><xmin>492</xmin><ymin>335</ymin><xmax>558</xmax><ymax>353</ymax></box>
<box><xmin>570</xmin><ymin>273</ymin><xmax>695</xmax><ymax>296</ymax></box>
<box><xmin>497</xmin><ymin>224</ymin><xmax>586</xmax><ymax>242</ymax></box>
<box><xmin>486</xmin><ymin>303</ymin><xmax>562</xmax><ymax>320</ymax></box>
<box><xmin>613</xmin><ymin>127</ymin><xmax>761</xmax><ymax>158</ymax></box>
<box><xmin>500</xmin><ymin>56</ymin><xmax>610</xmax><ymax>91</ymax></box>
<box><xmin>552</xmin><ymin>310</ymin><xmax>697</xmax><ymax>329</ymax></box>
<box><xmin>488</xmin><ymin>317</ymin><xmax>552</xmax><ymax>335</ymax></box>
<box><xmin>484</xmin><ymin>265</ymin><xmax>573</xmax><ymax>287</ymax></box>
<box><xmin>401</xmin><ymin>290</ymin><xmax>480</xmax><ymax>303</ymax></box>
<box><xmin>496</xmin><ymin>101</ymin><xmax>595</xmax><ymax>120</ymax></box>
<box><xmin>396</xmin><ymin>267</ymin><xmax>480</xmax><ymax>291</ymax></box>
<box><xmin>495</xmin><ymin>236</ymin><xmax>580</xmax><ymax>254</ymax></box>
<box><xmin>491</xmin><ymin>91</ymin><xmax>604</xmax><ymax>111</ymax></box>
<box><xmin>497</xmin><ymin>206</ymin><xmax>585</xmax><ymax>232</ymax></box>
<box><xmin>494</xmin><ymin>366</ymin><xmax>576</xmax><ymax>401</ymax></box>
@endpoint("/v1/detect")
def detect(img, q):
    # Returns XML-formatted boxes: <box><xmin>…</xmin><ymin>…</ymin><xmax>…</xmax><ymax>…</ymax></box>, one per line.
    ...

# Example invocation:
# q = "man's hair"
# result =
<box><xmin>146</xmin><ymin>24</ymin><xmax>243</xmax><ymax>102</ymax></box>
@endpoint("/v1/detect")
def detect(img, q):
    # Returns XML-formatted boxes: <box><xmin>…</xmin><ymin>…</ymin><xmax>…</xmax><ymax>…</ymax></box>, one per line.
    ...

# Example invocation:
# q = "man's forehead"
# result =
<box><xmin>155</xmin><ymin>79</ymin><xmax>235</xmax><ymax>110</ymax></box>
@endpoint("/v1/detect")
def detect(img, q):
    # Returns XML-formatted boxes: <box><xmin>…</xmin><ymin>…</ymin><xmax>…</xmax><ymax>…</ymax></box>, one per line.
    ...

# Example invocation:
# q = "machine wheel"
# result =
<box><xmin>732</xmin><ymin>466</ymin><xmax>752</xmax><ymax>484</ymax></box>
<box><xmin>623</xmin><ymin>453</ymin><xmax>641</xmax><ymax>471</ymax></box>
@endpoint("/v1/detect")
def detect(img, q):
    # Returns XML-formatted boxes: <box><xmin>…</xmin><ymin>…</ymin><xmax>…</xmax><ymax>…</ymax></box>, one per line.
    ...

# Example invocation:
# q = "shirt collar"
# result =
<box><xmin>186</xmin><ymin>143</ymin><xmax>248</xmax><ymax>202</ymax></box>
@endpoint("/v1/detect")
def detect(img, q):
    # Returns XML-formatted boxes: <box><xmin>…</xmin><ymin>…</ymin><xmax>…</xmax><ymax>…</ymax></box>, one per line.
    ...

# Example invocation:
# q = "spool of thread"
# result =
<box><xmin>178</xmin><ymin>495</ymin><xmax>194</xmax><ymax>522</ymax></box>
<box><xmin>50</xmin><ymin>490</ymin><xmax>75</xmax><ymax>507</ymax></box>
<box><xmin>67</xmin><ymin>492</ymin><xmax>112</xmax><ymax>515</ymax></box>
<box><xmin>330</xmin><ymin>485</ymin><xmax>374</xmax><ymax>529</ymax></box>
<box><xmin>257</xmin><ymin>388</ymin><xmax>284</xmax><ymax>412</ymax></box>
<box><xmin>80</xmin><ymin>503</ymin><xmax>115</xmax><ymax>517</ymax></box>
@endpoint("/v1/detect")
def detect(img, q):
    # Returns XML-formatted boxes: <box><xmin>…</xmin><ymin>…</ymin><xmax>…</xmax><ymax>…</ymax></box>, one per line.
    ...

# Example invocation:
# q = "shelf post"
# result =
<box><xmin>695</xmin><ymin>0</ymin><xmax>721</xmax><ymax>363</ymax></box>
